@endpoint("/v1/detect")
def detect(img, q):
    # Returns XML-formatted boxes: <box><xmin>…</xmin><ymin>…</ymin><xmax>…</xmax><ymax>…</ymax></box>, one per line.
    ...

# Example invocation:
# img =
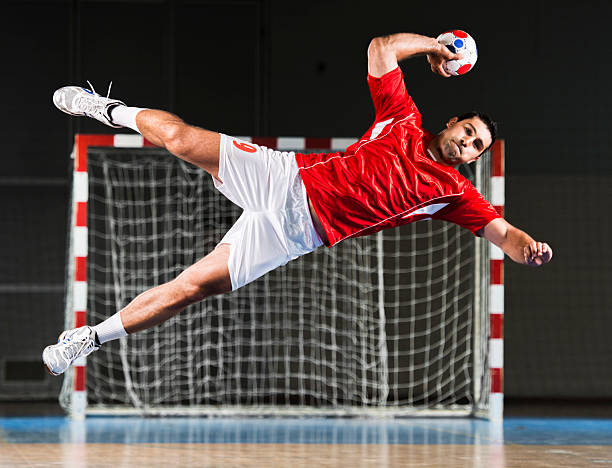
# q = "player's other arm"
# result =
<box><xmin>478</xmin><ymin>218</ymin><xmax>553</xmax><ymax>266</ymax></box>
<box><xmin>367</xmin><ymin>33</ymin><xmax>461</xmax><ymax>78</ymax></box>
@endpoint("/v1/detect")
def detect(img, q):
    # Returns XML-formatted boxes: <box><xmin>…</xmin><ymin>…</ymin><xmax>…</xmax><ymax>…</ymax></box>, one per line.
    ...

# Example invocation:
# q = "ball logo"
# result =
<box><xmin>233</xmin><ymin>141</ymin><xmax>257</xmax><ymax>153</ymax></box>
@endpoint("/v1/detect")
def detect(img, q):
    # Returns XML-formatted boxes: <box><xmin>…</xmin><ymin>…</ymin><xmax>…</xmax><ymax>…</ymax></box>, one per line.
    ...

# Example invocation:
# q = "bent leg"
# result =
<box><xmin>119</xmin><ymin>244</ymin><xmax>232</xmax><ymax>333</ymax></box>
<box><xmin>132</xmin><ymin>109</ymin><xmax>222</xmax><ymax>180</ymax></box>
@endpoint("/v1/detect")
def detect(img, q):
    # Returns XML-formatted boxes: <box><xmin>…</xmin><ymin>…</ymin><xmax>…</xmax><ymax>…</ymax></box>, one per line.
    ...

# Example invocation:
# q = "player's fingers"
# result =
<box><xmin>432</xmin><ymin>63</ymin><xmax>448</xmax><ymax>77</ymax></box>
<box><xmin>529</xmin><ymin>241</ymin><xmax>538</xmax><ymax>260</ymax></box>
<box><xmin>438</xmin><ymin>44</ymin><xmax>453</xmax><ymax>58</ymax></box>
<box><xmin>437</xmin><ymin>63</ymin><xmax>451</xmax><ymax>78</ymax></box>
<box><xmin>440</xmin><ymin>47</ymin><xmax>462</xmax><ymax>61</ymax></box>
<box><xmin>525</xmin><ymin>242</ymin><xmax>552</xmax><ymax>266</ymax></box>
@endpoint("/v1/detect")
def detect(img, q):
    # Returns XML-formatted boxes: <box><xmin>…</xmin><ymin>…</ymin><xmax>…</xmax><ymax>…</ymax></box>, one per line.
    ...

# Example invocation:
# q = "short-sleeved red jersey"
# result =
<box><xmin>294</xmin><ymin>67</ymin><xmax>501</xmax><ymax>247</ymax></box>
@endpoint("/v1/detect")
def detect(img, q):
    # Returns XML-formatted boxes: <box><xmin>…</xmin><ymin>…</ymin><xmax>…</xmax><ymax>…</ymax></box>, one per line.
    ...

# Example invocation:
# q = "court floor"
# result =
<box><xmin>1</xmin><ymin>416</ymin><xmax>611</xmax><ymax>467</ymax></box>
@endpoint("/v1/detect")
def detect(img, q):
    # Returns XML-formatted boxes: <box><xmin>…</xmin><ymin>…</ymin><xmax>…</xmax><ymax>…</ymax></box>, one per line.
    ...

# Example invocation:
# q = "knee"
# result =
<box><xmin>172</xmin><ymin>267</ymin><xmax>230</xmax><ymax>305</ymax></box>
<box><xmin>160</xmin><ymin>121</ymin><xmax>190</xmax><ymax>156</ymax></box>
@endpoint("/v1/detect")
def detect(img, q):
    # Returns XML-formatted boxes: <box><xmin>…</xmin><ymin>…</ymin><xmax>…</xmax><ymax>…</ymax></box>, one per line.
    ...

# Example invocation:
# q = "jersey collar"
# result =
<box><xmin>422</xmin><ymin>130</ymin><xmax>438</xmax><ymax>162</ymax></box>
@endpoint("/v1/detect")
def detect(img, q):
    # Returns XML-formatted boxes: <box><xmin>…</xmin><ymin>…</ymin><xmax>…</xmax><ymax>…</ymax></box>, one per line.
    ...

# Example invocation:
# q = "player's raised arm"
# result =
<box><xmin>367</xmin><ymin>33</ymin><xmax>461</xmax><ymax>78</ymax></box>
<box><xmin>478</xmin><ymin>218</ymin><xmax>553</xmax><ymax>266</ymax></box>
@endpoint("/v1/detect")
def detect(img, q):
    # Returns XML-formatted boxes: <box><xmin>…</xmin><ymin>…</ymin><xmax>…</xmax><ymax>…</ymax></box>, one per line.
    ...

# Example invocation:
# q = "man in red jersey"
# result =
<box><xmin>44</xmin><ymin>32</ymin><xmax>552</xmax><ymax>375</ymax></box>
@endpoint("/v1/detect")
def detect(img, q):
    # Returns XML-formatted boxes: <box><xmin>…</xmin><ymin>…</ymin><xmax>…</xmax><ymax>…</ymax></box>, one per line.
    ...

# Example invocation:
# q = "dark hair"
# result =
<box><xmin>456</xmin><ymin>111</ymin><xmax>497</xmax><ymax>152</ymax></box>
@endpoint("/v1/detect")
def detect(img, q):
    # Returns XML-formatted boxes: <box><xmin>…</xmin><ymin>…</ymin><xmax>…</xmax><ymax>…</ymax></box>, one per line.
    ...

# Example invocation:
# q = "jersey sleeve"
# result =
<box><xmin>367</xmin><ymin>67</ymin><xmax>418</xmax><ymax>121</ymax></box>
<box><xmin>432</xmin><ymin>182</ymin><xmax>502</xmax><ymax>235</ymax></box>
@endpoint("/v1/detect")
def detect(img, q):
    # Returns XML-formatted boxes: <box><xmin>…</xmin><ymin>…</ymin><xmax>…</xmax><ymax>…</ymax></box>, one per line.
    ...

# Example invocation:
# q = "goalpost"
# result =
<box><xmin>60</xmin><ymin>134</ymin><xmax>504</xmax><ymax>420</ymax></box>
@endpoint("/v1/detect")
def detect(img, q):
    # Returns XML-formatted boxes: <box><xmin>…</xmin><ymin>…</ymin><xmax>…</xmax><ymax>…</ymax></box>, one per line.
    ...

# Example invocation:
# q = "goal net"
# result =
<box><xmin>60</xmin><ymin>135</ymin><xmax>502</xmax><ymax>418</ymax></box>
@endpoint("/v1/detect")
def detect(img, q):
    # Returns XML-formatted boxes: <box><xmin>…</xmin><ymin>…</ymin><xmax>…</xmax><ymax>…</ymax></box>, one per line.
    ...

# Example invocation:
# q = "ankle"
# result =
<box><xmin>92</xmin><ymin>312</ymin><xmax>128</xmax><ymax>344</ymax></box>
<box><xmin>109</xmin><ymin>105</ymin><xmax>147</xmax><ymax>133</ymax></box>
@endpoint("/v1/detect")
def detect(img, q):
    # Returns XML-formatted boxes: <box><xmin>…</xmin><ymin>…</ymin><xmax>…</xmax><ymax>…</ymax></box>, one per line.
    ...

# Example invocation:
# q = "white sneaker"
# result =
<box><xmin>42</xmin><ymin>326</ymin><xmax>100</xmax><ymax>376</ymax></box>
<box><xmin>53</xmin><ymin>81</ymin><xmax>125</xmax><ymax>128</ymax></box>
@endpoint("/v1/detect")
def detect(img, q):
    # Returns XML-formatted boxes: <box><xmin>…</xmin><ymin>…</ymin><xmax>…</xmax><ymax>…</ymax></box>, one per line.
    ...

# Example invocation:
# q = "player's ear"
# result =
<box><xmin>446</xmin><ymin>116</ymin><xmax>459</xmax><ymax>128</ymax></box>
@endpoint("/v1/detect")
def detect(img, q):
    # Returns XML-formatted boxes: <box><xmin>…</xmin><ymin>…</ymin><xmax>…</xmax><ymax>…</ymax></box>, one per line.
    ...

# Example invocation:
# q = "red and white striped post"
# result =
<box><xmin>489</xmin><ymin>140</ymin><xmax>505</xmax><ymax>420</ymax></box>
<box><xmin>71</xmin><ymin>135</ymin><xmax>92</xmax><ymax>419</ymax></box>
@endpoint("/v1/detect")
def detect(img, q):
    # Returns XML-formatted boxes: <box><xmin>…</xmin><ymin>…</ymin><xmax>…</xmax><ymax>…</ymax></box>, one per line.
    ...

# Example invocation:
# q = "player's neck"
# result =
<box><xmin>426</xmin><ymin>138</ymin><xmax>455</xmax><ymax>167</ymax></box>
<box><xmin>426</xmin><ymin>138</ymin><xmax>443</xmax><ymax>164</ymax></box>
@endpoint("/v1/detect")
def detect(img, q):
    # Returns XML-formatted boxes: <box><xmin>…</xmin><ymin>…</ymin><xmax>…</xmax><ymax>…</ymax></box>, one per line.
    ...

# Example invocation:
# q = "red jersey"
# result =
<box><xmin>294</xmin><ymin>67</ymin><xmax>501</xmax><ymax>247</ymax></box>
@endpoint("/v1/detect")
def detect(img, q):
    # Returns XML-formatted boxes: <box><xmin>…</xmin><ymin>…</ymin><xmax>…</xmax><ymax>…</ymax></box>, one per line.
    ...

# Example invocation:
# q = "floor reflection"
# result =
<box><xmin>3</xmin><ymin>417</ymin><xmax>612</xmax><ymax>467</ymax></box>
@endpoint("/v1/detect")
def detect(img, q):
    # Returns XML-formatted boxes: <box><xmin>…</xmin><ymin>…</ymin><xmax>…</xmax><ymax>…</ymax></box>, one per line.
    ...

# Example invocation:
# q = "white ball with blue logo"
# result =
<box><xmin>436</xmin><ymin>30</ymin><xmax>478</xmax><ymax>76</ymax></box>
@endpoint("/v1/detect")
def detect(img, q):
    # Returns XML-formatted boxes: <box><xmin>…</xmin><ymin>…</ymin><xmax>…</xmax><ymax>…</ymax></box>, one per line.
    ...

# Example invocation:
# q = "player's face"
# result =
<box><xmin>435</xmin><ymin>117</ymin><xmax>492</xmax><ymax>166</ymax></box>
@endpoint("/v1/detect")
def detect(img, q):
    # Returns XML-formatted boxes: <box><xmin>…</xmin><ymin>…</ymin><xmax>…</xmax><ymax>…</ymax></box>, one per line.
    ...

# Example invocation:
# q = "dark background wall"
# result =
<box><xmin>1</xmin><ymin>0</ymin><xmax>610</xmax><ymax>401</ymax></box>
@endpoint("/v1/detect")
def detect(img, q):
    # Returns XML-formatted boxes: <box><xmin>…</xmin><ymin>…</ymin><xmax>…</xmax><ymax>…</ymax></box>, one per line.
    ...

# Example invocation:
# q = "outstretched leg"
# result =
<box><xmin>53</xmin><ymin>84</ymin><xmax>223</xmax><ymax>181</ymax></box>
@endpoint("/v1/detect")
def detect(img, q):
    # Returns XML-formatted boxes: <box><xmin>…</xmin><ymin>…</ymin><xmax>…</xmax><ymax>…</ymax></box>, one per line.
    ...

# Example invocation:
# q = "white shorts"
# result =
<box><xmin>214</xmin><ymin>134</ymin><xmax>324</xmax><ymax>290</ymax></box>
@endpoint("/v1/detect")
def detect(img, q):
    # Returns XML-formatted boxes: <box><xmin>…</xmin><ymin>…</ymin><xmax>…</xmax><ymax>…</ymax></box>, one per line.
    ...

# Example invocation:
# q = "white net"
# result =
<box><xmin>61</xmin><ymin>144</ymin><xmax>490</xmax><ymax>416</ymax></box>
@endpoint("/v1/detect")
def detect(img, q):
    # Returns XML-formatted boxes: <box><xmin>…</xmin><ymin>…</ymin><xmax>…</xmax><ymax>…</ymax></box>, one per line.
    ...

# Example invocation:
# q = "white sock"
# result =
<box><xmin>110</xmin><ymin>105</ymin><xmax>147</xmax><ymax>133</ymax></box>
<box><xmin>92</xmin><ymin>312</ymin><xmax>128</xmax><ymax>344</ymax></box>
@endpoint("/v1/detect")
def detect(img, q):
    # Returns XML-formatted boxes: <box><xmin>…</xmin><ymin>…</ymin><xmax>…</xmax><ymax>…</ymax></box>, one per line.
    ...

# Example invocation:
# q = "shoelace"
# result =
<box><xmin>62</xmin><ymin>338</ymin><xmax>95</xmax><ymax>361</ymax></box>
<box><xmin>59</xmin><ymin>330</ymin><xmax>92</xmax><ymax>360</ymax></box>
<box><xmin>86</xmin><ymin>80</ymin><xmax>113</xmax><ymax>98</ymax></box>
<box><xmin>62</xmin><ymin>343</ymin><xmax>83</xmax><ymax>360</ymax></box>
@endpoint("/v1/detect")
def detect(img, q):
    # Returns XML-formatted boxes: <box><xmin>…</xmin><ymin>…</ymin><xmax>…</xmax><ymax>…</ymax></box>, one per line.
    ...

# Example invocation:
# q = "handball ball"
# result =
<box><xmin>436</xmin><ymin>30</ymin><xmax>478</xmax><ymax>76</ymax></box>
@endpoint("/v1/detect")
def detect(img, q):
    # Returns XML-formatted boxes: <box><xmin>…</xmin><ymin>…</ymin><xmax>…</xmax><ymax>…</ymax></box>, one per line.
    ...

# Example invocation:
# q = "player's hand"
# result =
<box><xmin>427</xmin><ymin>43</ymin><xmax>462</xmax><ymax>78</ymax></box>
<box><xmin>523</xmin><ymin>241</ymin><xmax>553</xmax><ymax>266</ymax></box>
